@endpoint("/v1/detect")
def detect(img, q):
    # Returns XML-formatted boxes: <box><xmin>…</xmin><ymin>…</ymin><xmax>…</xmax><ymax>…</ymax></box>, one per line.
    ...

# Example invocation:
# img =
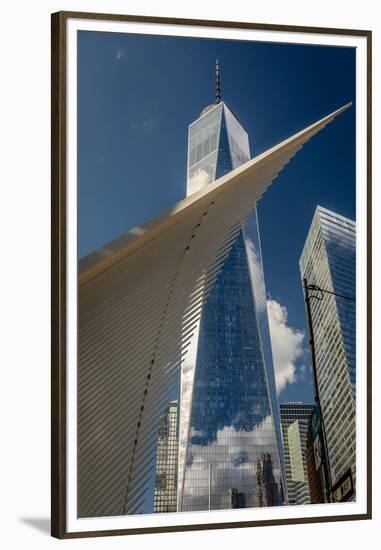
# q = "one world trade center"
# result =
<box><xmin>177</xmin><ymin>61</ymin><xmax>287</xmax><ymax>511</ymax></box>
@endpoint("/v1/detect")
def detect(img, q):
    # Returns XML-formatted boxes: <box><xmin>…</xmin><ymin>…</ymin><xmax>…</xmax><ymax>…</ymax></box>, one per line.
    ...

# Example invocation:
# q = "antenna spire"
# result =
<box><xmin>215</xmin><ymin>59</ymin><xmax>221</xmax><ymax>104</ymax></box>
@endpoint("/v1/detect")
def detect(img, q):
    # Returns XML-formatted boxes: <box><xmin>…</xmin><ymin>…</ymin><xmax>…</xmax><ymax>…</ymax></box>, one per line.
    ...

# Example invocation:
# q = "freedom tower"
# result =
<box><xmin>177</xmin><ymin>61</ymin><xmax>287</xmax><ymax>511</ymax></box>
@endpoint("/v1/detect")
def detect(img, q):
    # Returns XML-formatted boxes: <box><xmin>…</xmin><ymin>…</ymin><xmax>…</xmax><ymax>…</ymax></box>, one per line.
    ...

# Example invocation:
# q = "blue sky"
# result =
<box><xmin>78</xmin><ymin>31</ymin><xmax>355</xmax><ymax>407</ymax></box>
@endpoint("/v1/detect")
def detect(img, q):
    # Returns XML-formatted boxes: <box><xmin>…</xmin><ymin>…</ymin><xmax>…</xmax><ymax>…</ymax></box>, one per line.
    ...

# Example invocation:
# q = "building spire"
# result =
<box><xmin>215</xmin><ymin>59</ymin><xmax>221</xmax><ymax>104</ymax></box>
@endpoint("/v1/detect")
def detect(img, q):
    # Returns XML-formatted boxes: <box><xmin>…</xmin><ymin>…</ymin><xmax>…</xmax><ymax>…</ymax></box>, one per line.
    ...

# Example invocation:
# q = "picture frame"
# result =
<box><xmin>51</xmin><ymin>10</ymin><xmax>372</xmax><ymax>539</ymax></box>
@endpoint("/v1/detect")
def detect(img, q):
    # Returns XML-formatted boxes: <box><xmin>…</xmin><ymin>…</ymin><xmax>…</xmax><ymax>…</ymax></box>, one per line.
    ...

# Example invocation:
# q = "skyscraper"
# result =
<box><xmin>177</xmin><ymin>62</ymin><xmax>286</xmax><ymax>512</ymax></box>
<box><xmin>154</xmin><ymin>401</ymin><xmax>179</xmax><ymax>513</ymax></box>
<box><xmin>299</xmin><ymin>206</ymin><xmax>356</xmax><ymax>497</ymax></box>
<box><xmin>280</xmin><ymin>403</ymin><xmax>315</xmax><ymax>505</ymax></box>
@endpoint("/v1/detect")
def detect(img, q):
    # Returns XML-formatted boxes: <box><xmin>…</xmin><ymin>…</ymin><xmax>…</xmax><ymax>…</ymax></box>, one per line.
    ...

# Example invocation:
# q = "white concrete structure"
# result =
<box><xmin>77</xmin><ymin>104</ymin><xmax>351</xmax><ymax>518</ymax></box>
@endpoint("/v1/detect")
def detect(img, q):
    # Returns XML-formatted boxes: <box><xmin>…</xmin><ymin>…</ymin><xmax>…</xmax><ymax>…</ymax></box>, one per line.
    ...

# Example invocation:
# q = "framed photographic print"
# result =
<box><xmin>51</xmin><ymin>10</ymin><xmax>372</xmax><ymax>539</ymax></box>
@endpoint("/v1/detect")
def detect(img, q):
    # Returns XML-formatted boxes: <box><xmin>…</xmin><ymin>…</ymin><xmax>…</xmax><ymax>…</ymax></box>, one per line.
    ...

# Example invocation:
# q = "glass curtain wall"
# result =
<box><xmin>177</xmin><ymin>102</ymin><xmax>286</xmax><ymax>512</ymax></box>
<box><xmin>300</xmin><ymin>207</ymin><xmax>356</xmax><ymax>494</ymax></box>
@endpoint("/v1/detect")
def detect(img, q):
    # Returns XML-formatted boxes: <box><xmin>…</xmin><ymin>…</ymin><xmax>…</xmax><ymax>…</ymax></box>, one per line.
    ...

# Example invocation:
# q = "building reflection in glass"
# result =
<box><xmin>154</xmin><ymin>401</ymin><xmax>179</xmax><ymax>513</ymax></box>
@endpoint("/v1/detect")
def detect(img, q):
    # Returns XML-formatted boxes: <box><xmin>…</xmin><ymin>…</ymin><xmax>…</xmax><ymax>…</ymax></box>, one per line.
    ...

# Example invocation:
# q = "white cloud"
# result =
<box><xmin>299</xmin><ymin>364</ymin><xmax>306</xmax><ymax>379</ymax></box>
<box><xmin>267</xmin><ymin>299</ymin><xmax>304</xmax><ymax>395</ymax></box>
<box><xmin>182</xmin><ymin>416</ymin><xmax>281</xmax><ymax>506</ymax></box>
<box><xmin>141</xmin><ymin>119</ymin><xmax>154</xmax><ymax>133</ymax></box>
<box><xmin>187</xmin><ymin>169</ymin><xmax>210</xmax><ymax>195</ymax></box>
<box><xmin>116</xmin><ymin>48</ymin><xmax>126</xmax><ymax>60</ymax></box>
<box><xmin>131</xmin><ymin>119</ymin><xmax>155</xmax><ymax>134</ymax></box>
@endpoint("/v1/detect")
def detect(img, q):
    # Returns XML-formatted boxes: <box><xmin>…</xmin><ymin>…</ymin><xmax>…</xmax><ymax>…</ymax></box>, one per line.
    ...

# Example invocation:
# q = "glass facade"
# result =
<box><xmin>177</xmin><ymin>102</ymin><xmax>286</xmax><ymax>512</ymax></box>
<box><xmin>154</xmin><ymin>401</ymin><xmax>179</xmax><ymax>513</ymax></box>
<box><xmin>280</xmin><ymin>403</ymin><xmax>315</xmax><ymax>505</ymax></box>
<box><xmin>300</xmin><ymin>206</ymin><xmax>356</xmax><ymax>493</ymax></box>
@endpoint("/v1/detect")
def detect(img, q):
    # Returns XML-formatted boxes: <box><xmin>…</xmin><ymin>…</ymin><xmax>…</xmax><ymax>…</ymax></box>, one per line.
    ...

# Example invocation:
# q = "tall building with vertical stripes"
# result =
<box><xmin>300</xmin><ymin>206</ymin><xmax>356</xmax><ymax>495</ymax></box>
<box><xmin>280</xmin><ymin>403</ymin><xmax>315</xmax><ymax>505</ymax></box>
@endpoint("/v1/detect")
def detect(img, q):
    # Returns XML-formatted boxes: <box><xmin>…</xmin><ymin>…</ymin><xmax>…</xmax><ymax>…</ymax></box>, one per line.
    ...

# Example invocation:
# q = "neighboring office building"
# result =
<box><xmin>154</xmin><ymin>401</ymin><xmax>179</xmax><ymax>513</ymax></box>
<box><xmin>177</xmin><ymin>63</ymin><xmax>286</xmax><ymax>512</ymax></box>
<box><xmin>300</xmin><ymin>206</ymin><xmax>356</xmax><ymax>497</ymax></box>
<box><xmin>280</xmin><ymin>403</ymin><xmax>315</xmax><ymax>505</ymax></box>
